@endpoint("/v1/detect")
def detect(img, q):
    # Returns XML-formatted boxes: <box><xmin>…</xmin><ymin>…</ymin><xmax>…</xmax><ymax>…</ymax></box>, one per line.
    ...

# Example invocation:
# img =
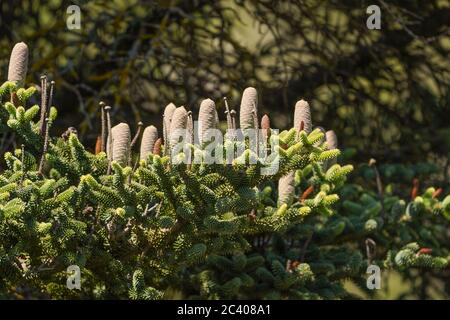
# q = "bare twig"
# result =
<box><xmin>130</xmin><ymin>121</ymin><xmax>144</xmax><ymax>149</ymax></box>
<box><xmin>224</xmin><ymin>97</ymin><xmax>232</xmax><ymax>130</ymax></box>
<box><xmin>39</xmin><ymin>75</ymin><xmax>48</xmax><ymax>137</ymax></box>
<box><xmin>129</xmin><ymin>121</ymin><xmax>143</xmax><ymax>167</ymax></box>
<box><xmin>369</xmin><ymin>158</ymin><xmax>385</xmax><ymax>218</ymax></box>
<box><xmin>365</xmin><ymin>238</ymin><xmax>376</xmax><ymax>265</ymax></box>
<box><xmin>100</xmin><ymin>101</ymin><xmax>106</xmax><ymax>152</ymax></box>
<box><xmin>38</xmin><ymin>118</ymin><xmax>50</xmax><ymax>176</ymax></box>
<box><xmin>105</xmin><ymin>106</ymin><xmax>112</xmax><ymax>174</ymax></box>
<box><xmin>47</xmin><ymin>81</ymin><xmax>55</xmax><ymax>112</ymax></box>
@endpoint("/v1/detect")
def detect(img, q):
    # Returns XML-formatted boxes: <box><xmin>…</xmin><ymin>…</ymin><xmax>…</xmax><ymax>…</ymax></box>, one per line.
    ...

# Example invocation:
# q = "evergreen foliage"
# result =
<box><xmin>0</xmin><ymin>42</ymin><xmax>448</xmax><ymax>299</ymax></box>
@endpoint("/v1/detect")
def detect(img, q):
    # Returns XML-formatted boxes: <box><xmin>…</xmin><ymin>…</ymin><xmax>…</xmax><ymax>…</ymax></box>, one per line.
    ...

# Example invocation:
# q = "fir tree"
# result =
<box><xmin>0</xmin><ymin>42</ymin><xmax>448</xmax><ymax>300</ymax></box>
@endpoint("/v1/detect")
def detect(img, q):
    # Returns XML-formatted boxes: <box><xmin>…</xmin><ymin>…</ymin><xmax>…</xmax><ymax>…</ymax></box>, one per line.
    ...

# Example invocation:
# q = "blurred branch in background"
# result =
<box><xmin>0</xmin><ymin>0</ymin><xmax>449</xmax><ymax>171</ymax></box>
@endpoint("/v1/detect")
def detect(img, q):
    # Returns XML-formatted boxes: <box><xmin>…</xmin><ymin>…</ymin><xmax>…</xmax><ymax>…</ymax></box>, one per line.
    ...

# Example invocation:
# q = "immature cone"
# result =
<box><xmin>294</xmin><ymin>99</ymin><xmax>312</xmax><ymax>134</ymax></box>
<box><xmin>153</xmin><ymin>138</ymin><xmax>162</xmax><ymax>155</ymax></box>
<box><xmin>8</xmin><ymin>42</ymin><xmax>29</xmax><ymax>86</ymax></box>
<box><xmin>163</xmin><ymin>102</ymin><xmax>177</xmax><ymax>138</ymax></box>
<box><xmin>110</xmin><ymin>123</ymin><xmax>131</xmax><ymax>166</ymax></box>
<box><xmin>300</xmin><ymin>185</ymin><xmax>315</xmax><ymax>202</ymax></box>
<box><xmin>278</xmin><ymin>171</ymin><xmax>295</xmax><ymax>205</ymax></box>
<box><xmin>325</xmin><ymin>130</ymin><xmax>338</xmax><ymax>150</ymax></box>
<box><xmin>169</xmin><ymin>106</ymin><xmax>188</xmax><ymax>150</ymax></box>
<box><xmin>140</xmin><ymin>125</ymin><xmax>158</xmax><ymax>160</ymax></box>
<box><xmin>198</xmin><ymin>98</ymin><xmax>217</xmax><ymax>144</ymax></box>
<box><xmin>239</xmin><ymin>87</ymin><xmax>258</xmax><ymax>129</ymax></box>
<box><xmin>261</xmin><ymin>114</ymin><xmax>271</xmax><ymax>140</ymax></box>
<box><xmin>411</xmin><ymin>179</ymin><xmax>419</xmax><ymax>200</ymax></box>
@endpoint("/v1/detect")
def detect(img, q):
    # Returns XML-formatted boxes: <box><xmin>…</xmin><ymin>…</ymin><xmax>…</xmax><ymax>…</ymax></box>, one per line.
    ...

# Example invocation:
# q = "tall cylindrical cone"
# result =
<box><xmin>294</xmin><ymin>99</ymin><xmax>312</xmax><ymax>134</ymax></box>
<box><xmin>261</xmin><ymin>114</ymin><xmax>270</xmax><ymax>131</ymax></box>
<box><xmin>169</xmin><ymin>106</ymin><xmax>188</xmax><ymax>150</ymax></box>
<box><xmin>110</xmin><ymin>122</ymin><xmax>131</xmax><ymax>166</ymax></box>
<box><xmin>140</xmin><ymin>125</ymin><xmax>158</xmax><ymax>160</ymax></box>
<box><xmin>278</xmin><ymin>171</ymin><xmax>295</xmax><ymax>205</ymax></box>
<box><xmin>8</xmin><ymin>42</ymin><xmax>29</xmax><ymax>86</ymax></box>
<box><xmin>163</xmin><ymin>103</ymin><xmax>177</xmax><ymax>147</ymax></box>
<box><xmin>326</xmin><ymin>130</ymin><xmax>338</xmax><ymax>150</ymax></box>
<box><xmin>261</xmin><ymin>114</ymin><xmax>270</xmax><ymax>136</ymax></box>
<box><xmin>198</xmin><ymin>98</ymin><xmax>217</xmax><ymax>144</ymax></box>
<box><xmin>239</xmin><ymin>87</ymin><xmax>258</xmax><ymax>129</ymax></box>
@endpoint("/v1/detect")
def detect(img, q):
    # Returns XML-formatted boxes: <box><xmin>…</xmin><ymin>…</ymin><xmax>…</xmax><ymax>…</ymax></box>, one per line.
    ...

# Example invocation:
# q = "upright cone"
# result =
<box><xmin>326</xmin><ymin>130</ymin><xmax>338</xmax><ymax>150</ymax></box>
<box><xmin>163</xmin><ymin>103</ymin><xmax>177</xmax><ymax>148</ymax></box>
<box><xmin>278</xmin><ymin>171</ymin><xmax>295</xmax><ymax>205</ymax></box>
<box><xmin>169</xmin><ymin>106</ymin><xmax>188</xmax><ymax>151</ymax></box>
<box><xmin>239</xmin><ymin>87</ymin><xmax>258</xmax><ymax>129</ymax></box>
<box><xmin>109</xmin><ymin>123</ymin><xmax>131</xmax><ymax>166</ymax></box>
<box><xmin>198</xmin><ymin>98</ymin><xmax>217</xmax><ymax>144</ymax></box>
<box><xmin>261</xmin><ymin>114</ymin><xmax>271</xmax><ymax>139</ymax></box>
<box><xmin>294</xmin><ymin>99</ymin><xmax>312</xmax><ymax>134</ymax></box>
<box><xmin>140</xmin><ymin>125</ymin><xmax>158</xmax><ymax>160</ymax></box>
<box><xmin>8</xmin><ymin>42</ymin><xmax>29</xmax><ymax>86</ymax></box>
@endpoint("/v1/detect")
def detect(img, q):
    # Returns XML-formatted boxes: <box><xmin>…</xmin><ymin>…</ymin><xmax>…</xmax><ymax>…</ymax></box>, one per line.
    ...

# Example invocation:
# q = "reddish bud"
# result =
<box><xmin>300</xmin><ymin>186</ymin><xmax>314</xmax><ymax>203</ymax></box>
<box><xmin>418</xmin><ymin>248</ymin><xmax>433</xmax><ymax>255</ymax></box>
<box><xmin>95</xmin><ymin>136</ymin><xmax>102</xmax><ymax>155</ymax></box>
<box><xmin>261</xmin><ymin>114</ymin><xmax>271</xmax><ymax>140</ymax></box>
<box><xmin>411</xmin><ymin>178</ymin><xmax>419</xmax><ymax>200</ymax></box>
<box><xmin>153</xmin><ymin>138</ymin><xmax>162</xmax><ymax>155</ymax></box>
<box><xmin>432</xmin><ymin>188</ymin><xmax>443</xmax><ymax>199</ymax></box>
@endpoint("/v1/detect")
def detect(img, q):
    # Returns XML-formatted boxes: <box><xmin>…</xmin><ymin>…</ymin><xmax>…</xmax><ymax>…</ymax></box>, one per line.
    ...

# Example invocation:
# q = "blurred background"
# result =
<box><xmin>0</xmin><ymin>0</ymin><xmax>449</xmax><ymax>299</ymax></box>
<box><xmin>1</xmin><ymin>0</ymin><xmax>448</xmax><ymax>164</ymax></box>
